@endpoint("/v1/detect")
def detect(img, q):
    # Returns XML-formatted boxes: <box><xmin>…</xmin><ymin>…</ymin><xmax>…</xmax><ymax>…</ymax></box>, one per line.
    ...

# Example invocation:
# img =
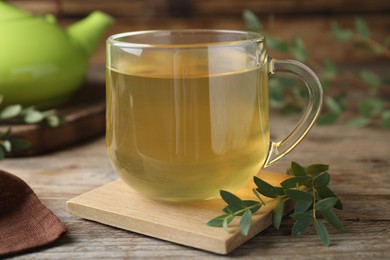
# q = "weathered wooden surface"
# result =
<box><xmin>1</xmin><ymin>111</ymin><xmax>390</xmax><ymax>259</ymax></box>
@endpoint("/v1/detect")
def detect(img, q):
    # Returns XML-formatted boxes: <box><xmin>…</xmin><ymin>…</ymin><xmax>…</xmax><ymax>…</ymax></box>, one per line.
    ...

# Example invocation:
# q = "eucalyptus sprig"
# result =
<box><xmin>0</xmin><ymin>96</ymin><xmax>65</xmax><ymax>159</ymax></box>
<box><xmin>207</xmin><ymin>162</ymin><xmax>344</xmax><ymax>247</ymax></box>
<box><xmin>243</xmin><ymin>10</ymin><xmax>390</xmax><ymax>129</ymax></box>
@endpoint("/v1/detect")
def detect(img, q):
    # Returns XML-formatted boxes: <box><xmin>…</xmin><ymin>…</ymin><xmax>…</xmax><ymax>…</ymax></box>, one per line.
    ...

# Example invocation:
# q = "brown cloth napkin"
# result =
<box><xmin>0</xmin><ymin>169</ymin><xmax>66</xmax><ymax>257</ymax></box>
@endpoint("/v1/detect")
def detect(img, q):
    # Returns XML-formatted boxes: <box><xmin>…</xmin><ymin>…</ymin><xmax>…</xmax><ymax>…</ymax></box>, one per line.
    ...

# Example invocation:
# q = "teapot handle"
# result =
<box><xmin>264</xmin><ymin>58</ymin><xmax>323</xmax><ymax>167</ymax></box>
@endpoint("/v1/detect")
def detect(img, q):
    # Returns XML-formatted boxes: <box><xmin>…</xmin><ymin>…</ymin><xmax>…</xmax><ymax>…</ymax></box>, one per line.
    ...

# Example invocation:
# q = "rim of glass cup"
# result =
<box><xmin>107</xmin><ymin>29</ymin><xmax>265</xmax><ymax>48</ymax></box>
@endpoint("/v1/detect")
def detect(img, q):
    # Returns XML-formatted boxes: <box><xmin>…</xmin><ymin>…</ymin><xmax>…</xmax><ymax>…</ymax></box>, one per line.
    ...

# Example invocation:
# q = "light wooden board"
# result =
<box><xmin>66</xmin><ymin>171</ymin><xmax>293</xmax><ymax>255</ymax></box>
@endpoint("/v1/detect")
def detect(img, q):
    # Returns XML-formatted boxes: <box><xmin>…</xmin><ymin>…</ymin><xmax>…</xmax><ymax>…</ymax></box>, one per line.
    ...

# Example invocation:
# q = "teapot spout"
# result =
<box><xmin>67</xmin><ymin>11</ymin><xmax>113</xmax><ymax>57</ymax></box>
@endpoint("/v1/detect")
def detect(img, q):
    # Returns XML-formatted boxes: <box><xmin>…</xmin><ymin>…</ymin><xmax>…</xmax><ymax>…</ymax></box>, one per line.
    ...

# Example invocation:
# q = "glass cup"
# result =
<box><xmin>106</xmin><ymin>30</ymin><xmax>323</xmax><ymax>202</ymax></box>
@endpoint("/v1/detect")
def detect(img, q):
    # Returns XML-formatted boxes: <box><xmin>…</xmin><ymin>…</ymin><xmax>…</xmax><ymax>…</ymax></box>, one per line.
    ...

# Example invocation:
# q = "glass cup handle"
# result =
<box><xmin>264</xmin><ymin>58</ymin><xmax>323</xmax><ymax>167</ymax></box>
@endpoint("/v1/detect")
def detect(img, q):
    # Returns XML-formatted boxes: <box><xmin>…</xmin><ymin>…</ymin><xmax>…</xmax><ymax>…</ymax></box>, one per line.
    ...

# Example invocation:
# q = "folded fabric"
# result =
<box><xmin>0</xmin><ymin>169</ymin><xmax>66</xmax><ymax>257</ymax></box>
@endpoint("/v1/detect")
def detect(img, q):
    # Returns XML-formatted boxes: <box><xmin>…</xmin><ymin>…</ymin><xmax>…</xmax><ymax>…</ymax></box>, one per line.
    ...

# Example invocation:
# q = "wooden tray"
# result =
<box><xmin>0</xmin><ymin>80</ymin><xmax>106</xmax><ymax>156</ymax></box>
<box><xmin>67</xmin><ymin>171</ymin><xmax>293</xmax><ymax>255</ymax></box>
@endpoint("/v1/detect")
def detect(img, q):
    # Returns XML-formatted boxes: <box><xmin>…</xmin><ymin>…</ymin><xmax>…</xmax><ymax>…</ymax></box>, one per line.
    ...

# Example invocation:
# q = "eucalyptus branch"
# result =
<box><xmin>207</xmin><ymin>162</ymin><xmax>344</xmax><ymax>247</ymax></box>
<box><xmin>243</xmin><ymin>10</ymin><xmax>390</xmax><ymax>129</ymax></box>
<box><xmin>0</xmin><ymin>97</ymin><xmax>65</xmax><ymax>159</ymax></box>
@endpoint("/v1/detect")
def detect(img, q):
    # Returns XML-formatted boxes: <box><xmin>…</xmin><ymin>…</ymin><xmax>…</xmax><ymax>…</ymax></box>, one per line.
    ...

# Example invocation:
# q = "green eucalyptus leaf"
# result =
<box><xmin>325</xmin><ymin>96</ymin><xmax>343</xmax><ymax>114</ymax></box>
<box><xmin>290</xmin><ymin>36</ymin><xmax>307</xmax><ymax>62</ymax></box>
<box><xmin>290</xmin><ymin>161</ymin><xmax>307</xmax><ymax>176</ymax></box>
<box><xmin>355</xmin><ymin>17</ymin><xmax>370</xmax><ymax>38</ymax></box>
<box><xmin>254</xmin><ymin>176</ymin><xmax>278</xmax><ymax>198</ymax></box>
<box><xmin>47</xmin><ymin>115</ymin><xmax>60</xmax><ymax>127</ymax></box>
<box><xmin>314</xmin><ymin>220</ymin><xmax>330</xmax><ymax>247</ymax></box>
<box><xmin>313</xmin><ymin>171</ymin><xmax>330</xmax><ymax>188</ymax></box>
<box><xmin>359</xmin><ymin>98</ymin><xmax>385</xmax><ymax>118</ymax></box>
<box><xmin>359</xmin><ymin>70</ymin><xmax>381</xmax><ymax>93</ymax></box>
<box><xmin>317</xmin><ymin>112</ymin><xmax>339</xmax><ymax>125</ymax></box>
<box><xmin>317</xmin><ymin>186</ymin><xmax>343</xmax><ymax>209</ymax></box>
<box><xmin>371</xmin><ymin>45</ymin><xmax>385</xmax><ymax>55</ymax></box>
<box><xmin>321</xmin><ymin>209</ymin><xmax>345</xmax><ymax>231</ymax></box>
<box><xmin>315</xmin><ymin>197</ymin><xmax>338</xmax><ymax>211</ymax></box>
<box><xmin>21</xmin><ymin>106</ymin><xmax>36</xmax><ymax>115</ymax></box>
<box><xmin>272</xmin><ymin>198</ymin><xmax>284</xmax><ymax>230</ymax></box>
<box><xmin>224</xmin><ymin>200</ymin><xmax>261</xmax><ymax>215</ymax></box>
<box><xmin>290</xmin><ymin>211</ymin><xmax>313</xmax><ymax>221</ymax></box>
<box><xmin>243</xmin><ymin>9</ymin><xmax>261</xmax><ymax>32</ymax></box>
<box><xmin>307</xmin><ymin>164</ymin><xmax>329</xmax><ymax>175</ymax></box>
<box><xmin>252</xmin><ymin>188</ymin><xmax>263</xmax><ymax>201</ymax></box>
<box><xmin>24</xmin><ymin>111</ymin><xmax>44</xmax><ymax>124</ymax></box>
<box><xmin>240</xmin><ymin>209</ymin><xmax>252</xmax><ymax>235</ymax></box>
<box><xmin>347</xmin><ymin>117</ymin><xmax>371</xmax><ymax>127</ymax></box>
<box><xmin>207</xmin><ymin>213</ymin><xmax>234</xmax><ymax>227</ymax></box>
<box><xmin>244</xmin><ymin>200</ymin><xmax>262</xmax><ymax>214</ymax></box>
<box><xmin>330</xmin><ymin>20</ymin><xmax>353</xmax><ymax>42</ymax></box>
<box><xmin>292</xmin><ymin>217</ymin><xmax>313</xmax><ymax>237</ymax></box>
<box><xmin>267</xmin><ymin>37</ymin><xmax>289</xmax><ymax>53</ymax></box>
<box><xmin>284</xmin><ymin>189</ymin><xmax>312</xmax><ymax>202</ymax></box>
<box><xmin>321</xmin><ymin>60</ymin><xmax>338</xmax><ymax>79</ymax></box>
<box><xmin>380</xmin><ymin>110</ymin><xmax>390</xmax><ymax>129</ymax></box>
<box><xmin>2</xmin><ymin>140</ymin><xmax>11</xmax><ymax>152</ymax></box>
<box><xmin>281</xmin><ymin>176</ymin><xmax>311</xmax><ymax>189</ymax></box>
<box><xmin>0</xmin><ymin>127</ymin><xmax>12</xmax><ymax>139</ymax></box>
<box><xmin>0</xmin><ymin>104</ymin><xmax>22</xmax><ymax>119</ymax></box>
<box><xmin>220</xmin><ymin>190</ymin><xmax>245</xmax><ymax>210</ymax></box>
<box><xmin>9</xmin><ymin>138</ymin><xmax>31</xmax><ymax>152</ymax></box>
<box><xmin>294</xmin><ymin>200</ymin><xmax>313</xmax><ymax>213</ymax></box>
<box><xmin>223</xmin><ymin>218</ymin><xmax>229</xmax><ymax>232</ymax></box>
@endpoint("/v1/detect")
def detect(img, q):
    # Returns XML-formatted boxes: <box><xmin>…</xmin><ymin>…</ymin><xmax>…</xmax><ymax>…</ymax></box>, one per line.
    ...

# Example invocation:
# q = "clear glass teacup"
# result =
<box><xmin>106</xmin><ymin>30</ymin><xmax>322</xmax><ymax>202</ymax></box>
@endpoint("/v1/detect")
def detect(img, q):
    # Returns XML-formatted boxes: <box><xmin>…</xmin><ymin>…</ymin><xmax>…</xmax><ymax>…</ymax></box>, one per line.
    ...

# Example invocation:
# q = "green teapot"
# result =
<box><xmin>0</xmin><ymin>2</ymin><xmax>112</xmax><ymax>107</ymax></box>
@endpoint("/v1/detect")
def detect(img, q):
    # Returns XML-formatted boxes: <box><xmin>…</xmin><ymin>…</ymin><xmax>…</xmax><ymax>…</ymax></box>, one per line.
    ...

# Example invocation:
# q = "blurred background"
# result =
<box><xmin>8</xmin><ymin>0</ymin><xmax>390</xmax><ymax>66</ymax></box>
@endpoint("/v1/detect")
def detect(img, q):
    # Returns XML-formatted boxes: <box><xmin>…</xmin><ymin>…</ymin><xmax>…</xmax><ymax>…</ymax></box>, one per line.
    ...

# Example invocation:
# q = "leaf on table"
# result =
<box><xmin>359</xmin><ymin>98</ymin><xmax>384</xmax><ymax>118</ymax></box>
<box><xmin>243</xmin><ymin>9</ymin><xmax>261</xmax><ymax>32</ymax></box>
<box><xmin>284</xmin><ymin>189</ymin><xmax>312</xmax><ymax>202</ymax></box>
<box><xmin>313</xmin><ymin>171</ymin><xmax>330</xmax><ymax>188</ymax></box>
<box><xmin>317</xmin><ymin>112</ymin><xmax>339</xmax><ymax>125</ymax></box>
<box><xmin>315</xmin><ymin>197</ymin><xmax>338</xmax><ymax>211</ymax></box>
<box><xmin>240</xmin><ymin>209</ymin><xmax>252</xmax><ymax>235</ymax></box>
<box><xmin>289</xmin><ymin>161</ymin><xmax>307</xmax><ymax>176</ymax></box>
<box><xmin>320</xmin><ymin>209</ymin><xmax>345</xmax><ymax>231</ymax></box>
<box><xmin>292</xmin><ymin>215</ymin><xmax>313</xmax><ymax>237</ymax></box>
<box><xmin>317</xmin><ymin>186</ymin><xmax>343</xmax><ymax>210</ymax></box>
<box><xmin>253</xmin><ymin>176</ymin><xmax>278</xmax><ymax>198</ymax></box>
<box><xmin>0</xmin><ymin>104</ymin><xmax>22</xmax><ymax>119</ymax></box>
<box><xmin>381</xmin><ymin>110</ymin><xmax>390</xmax><ymax>129</ymax></box>
<box><xmin>314</xmin><ymin>220</ymin><xmax>330</xmax><ymax>247</ymax></box>
<box><xmin>355</xmin><ymin>17</ymin><xmax>370</xmax><ymax>38</ymax></box>
<box><xmin>330</xmin><ymin>20</ymin><xmax>353</xmax><ymax>42</ymax></box>
<box><xmin>294</xmin><ymin>200</ymin><xmax>313</xmax><ymax>214</ymax></box>
<box><xmin>207</xmin><ymin>213</ymin><xmax>234</xmax><ymax>227</ymax></box>
<box><xmin>307</xmin><ymin>164</ymin><xmax>329</xmax><ymax>176</ymax></box>
<box><xmin>347</xmin><ymin>117</ymin><xmax>371</xmax><ymax>128</ymax></box>
<box><xmin>24</xmin><ymin>111</ymin><xmax>44</xmax><ymax>124</ymax></box>
<box><xmin>281</xmin><ymin>176</ymin><xmax>311</xmax><ymax>189</ymax></box>
<box><xmin>272</xmin><ymin>198</ymin><xmax>284</xmax><ymax>230</ymax></box>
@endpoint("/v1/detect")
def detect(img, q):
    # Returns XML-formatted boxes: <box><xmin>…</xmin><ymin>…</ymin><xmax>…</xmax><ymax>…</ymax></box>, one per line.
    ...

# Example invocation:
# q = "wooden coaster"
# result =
<box><xmin>66</xmin><ymin>171</ymin><xmax>293</xmax><ymax>255</ymax></box>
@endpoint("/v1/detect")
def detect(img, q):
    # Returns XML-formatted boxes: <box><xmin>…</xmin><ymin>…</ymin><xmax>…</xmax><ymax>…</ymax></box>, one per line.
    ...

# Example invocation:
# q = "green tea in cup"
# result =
<box><xmin>106</xmin><ymin>30</ymin><xmax>322</xmax><ymax>202</ymax></box>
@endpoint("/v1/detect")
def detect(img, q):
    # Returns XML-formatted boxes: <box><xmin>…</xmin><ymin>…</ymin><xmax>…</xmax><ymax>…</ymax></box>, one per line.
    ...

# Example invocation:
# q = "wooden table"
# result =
<box><xmin>2</xmin><ymin>111</ymin><xmax>389</xmax><ymax>259</ymax></box>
